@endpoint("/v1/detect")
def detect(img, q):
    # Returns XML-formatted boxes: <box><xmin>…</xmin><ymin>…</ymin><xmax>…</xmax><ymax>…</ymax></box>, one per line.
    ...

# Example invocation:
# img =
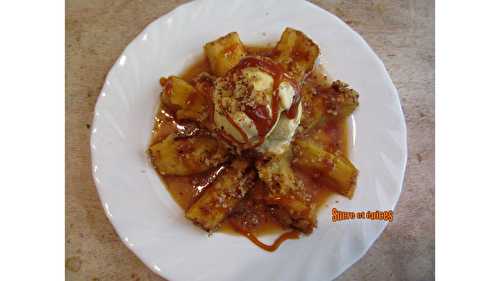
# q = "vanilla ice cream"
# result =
<box><xmin>212</xmin><ymin>57</ymin><xmax>302</xmax><ymax>155</ymax></box>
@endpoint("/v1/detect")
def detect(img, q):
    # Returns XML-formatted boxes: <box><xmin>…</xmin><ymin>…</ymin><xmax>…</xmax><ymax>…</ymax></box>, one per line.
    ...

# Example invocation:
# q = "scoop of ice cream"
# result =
<box><xmin>212</xmin><ymin>57</ymin><xmax>302</xmax><ymax>155</ymax></box>
<box><xmin>257</xmin><ymin>103</ymin><xmax>302</xmax><ymax>154</ymax></box>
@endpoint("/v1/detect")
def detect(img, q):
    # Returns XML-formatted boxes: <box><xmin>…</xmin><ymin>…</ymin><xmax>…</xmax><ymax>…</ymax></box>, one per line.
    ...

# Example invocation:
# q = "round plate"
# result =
<box><xmin>90</xmin><ymin>0</ymin><xmax>407</xmax><ymax>280</ymax></box>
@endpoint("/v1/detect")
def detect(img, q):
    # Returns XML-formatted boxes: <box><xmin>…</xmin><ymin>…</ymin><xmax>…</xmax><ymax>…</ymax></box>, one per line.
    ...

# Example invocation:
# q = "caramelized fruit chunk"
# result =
<box><xmin>228</xmin><ymin>182</ymin><xmax>271</xmax><ymax>231</ymax></box>
<box><xmin>158</xmin><ymin>72</ymin><xmax>218</xmax><ymax>135</ymax></box>
<box><xmin>186</xmin><ymin>159</ymin><xmax>256</xmax><ymax>231</ymax></box>
<box><xmin>256</xmin><ymin>152</ymin><xmax>316</xmax><ymax>233</ymax></box>
<box><xmin>299</xmin><ymin>80</ymin><xmax>359</xmax><ymax>133</ymax></box>
<box><xmin>149</xmin><ymin>135</ymin><xmax>228</xmax><ymax>176</ymax></box>
<box><xmin>204</xmin><ymin>32</ymin><xmax>247</xmax><ymax>76</ymax></box>
<box><xmin>272</xmin><ymin>27</ymin><xmax>320</xmax><ymax>81</ymax></box>
<box><xmin>321</xmin><ymin>80</ymin><xmax>359</xmax><ymax>119</ymax></box>
<box><xmin>160</xmin><ymin>76</ymin><xmax>209</xmax><ymax>122</ymax></box>
<box><xmin>299</xmin><ymin>83</ymin><xmax>325</xmax><ymax>132</ymax></box>
<box><xmin>292</xmin><ymin>139</ymin><xmax>358</xmax><ymax>198</ymax></box>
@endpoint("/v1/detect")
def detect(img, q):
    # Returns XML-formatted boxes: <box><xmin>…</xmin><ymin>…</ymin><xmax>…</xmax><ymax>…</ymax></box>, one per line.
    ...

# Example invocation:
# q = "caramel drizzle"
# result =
<box><xmin>230</xmin><ymin>220</ymin><xmax>300</xmax><ymax>252</ymax></box>
<box><xmin>285</xmin><ymin>90</ymin><xmax>301</xmax><ymax>119</ymax></box>
<box><xmin>221</xmin><ymin>56</ymin><xmax>301</xmax><ymax>147</ymax></box>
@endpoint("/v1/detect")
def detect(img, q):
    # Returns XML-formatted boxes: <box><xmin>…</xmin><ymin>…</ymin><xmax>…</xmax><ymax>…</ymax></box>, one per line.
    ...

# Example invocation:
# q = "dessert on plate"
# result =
<box><xmin>149</xmin><ymin>28</ymin><xmax>359</xmax><ymax>251</ymax></box>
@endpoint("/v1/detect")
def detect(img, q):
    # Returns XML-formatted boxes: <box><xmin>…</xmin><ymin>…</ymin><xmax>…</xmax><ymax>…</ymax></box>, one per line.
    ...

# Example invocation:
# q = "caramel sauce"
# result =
<box><xmin>244</xmin><ymin>104</ymin><xmax>274</xmax><ymax>140</ymax></box>
<box><xmin>228</xmin><ymin>56</ymin><xmax>286</xmax><ymax>144</ymax></box>
<box><xmin>285</xmin><ymin>93</ymin><xmax>302</xmax><ymax>119</ymax></box>
<box><xmin>229</xmin><ymin>220</ymin><xmax>300</xmax><ymax>252</ymax></box>
<box><xmin>233</xmin><ymin>57</ymin><xmax>302</xmax><ymax>122</ymax></box>
<box><xmin>151</xmin><ymin>46</ymin><xmax>349</xmax><ymax>251</ymax></box>
<box><xmin>180</xmin><ymin>56</ymin><xmax>211</xmax><ymax>82</ymax></box>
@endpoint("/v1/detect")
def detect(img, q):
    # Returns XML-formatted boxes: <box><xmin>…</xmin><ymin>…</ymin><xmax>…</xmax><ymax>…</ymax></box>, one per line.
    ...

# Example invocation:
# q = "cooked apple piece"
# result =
<box><xmin>227</xmin><ymin>181</ymin><xmax>271</xmax><ymax>231</ymax></box>
<box><xmin>273</xmin><ymin>27</ymin><xmax>320</xmax><ymax>81</ymax></box>
<box><xmin>256</xmin><ymin>152</ymin><xmax>316</xmax><ymax>233</ymax></box>
<box><xmin>313</xmin><ymin>80</ymin><xmax>359</xmax><ymax>119</ymax></box>
<box><xmin>300</xmin><ymin>80</ymin><xmax>359</xmax><ymax>133</ymax></box>
<box><xmin>204</xmin><ymin>32</ymin><xmax>247</xmax><ymax>76</ymax></box>
<box><xmin>160</xmin><ymin>76</ymin><xmax>209</xmax><ymax>122</ymax></box>
<box><xmin>305</xmin><ymin>127</ymin><xmax>343</xmax><ymax>154</ymax></box>
<box><xmin>299</xmin><ymin>83</ymin><xmax>325</xmax><ymax>132</ymax></box>
<box><xmin>186</xmin><ymin>159</ymin><xmax>256</xmax><ymax>231</ymax></box>
<box><xmin>330</xmin><ymin>80</ymin><xmax>359</xmax><ymax>118</ymax></box>
<box><xmin>149</xmin><ymin>134</ymin><xmax>228</xmax><ymax>176</ymax></box>
<box><xmin>293</xmin><ymin>139</ymin><xmax>358</xmax><ymax>198</ymax></box>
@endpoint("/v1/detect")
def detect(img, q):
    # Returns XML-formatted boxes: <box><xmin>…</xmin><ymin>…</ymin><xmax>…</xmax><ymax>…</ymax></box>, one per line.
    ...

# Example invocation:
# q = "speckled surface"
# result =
<box><xmin>66</xmin><ymin>0</ymin><xmax>434</xmax><ymax>280</ymax></box>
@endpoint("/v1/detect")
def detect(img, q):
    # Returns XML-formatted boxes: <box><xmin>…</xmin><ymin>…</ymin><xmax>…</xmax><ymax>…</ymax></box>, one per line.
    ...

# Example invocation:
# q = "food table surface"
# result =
<box><xmin>66</xmin><ymin>0</ymin><xmax>434</xmax><ymax>280</ymax></box>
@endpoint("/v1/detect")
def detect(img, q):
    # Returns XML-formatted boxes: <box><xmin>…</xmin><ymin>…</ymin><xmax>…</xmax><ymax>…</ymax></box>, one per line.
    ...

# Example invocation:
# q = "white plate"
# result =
<box><xmin>90</xmin><ymin>0</ymin><xmax>407</xmax><ymax>280</ymax></box>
